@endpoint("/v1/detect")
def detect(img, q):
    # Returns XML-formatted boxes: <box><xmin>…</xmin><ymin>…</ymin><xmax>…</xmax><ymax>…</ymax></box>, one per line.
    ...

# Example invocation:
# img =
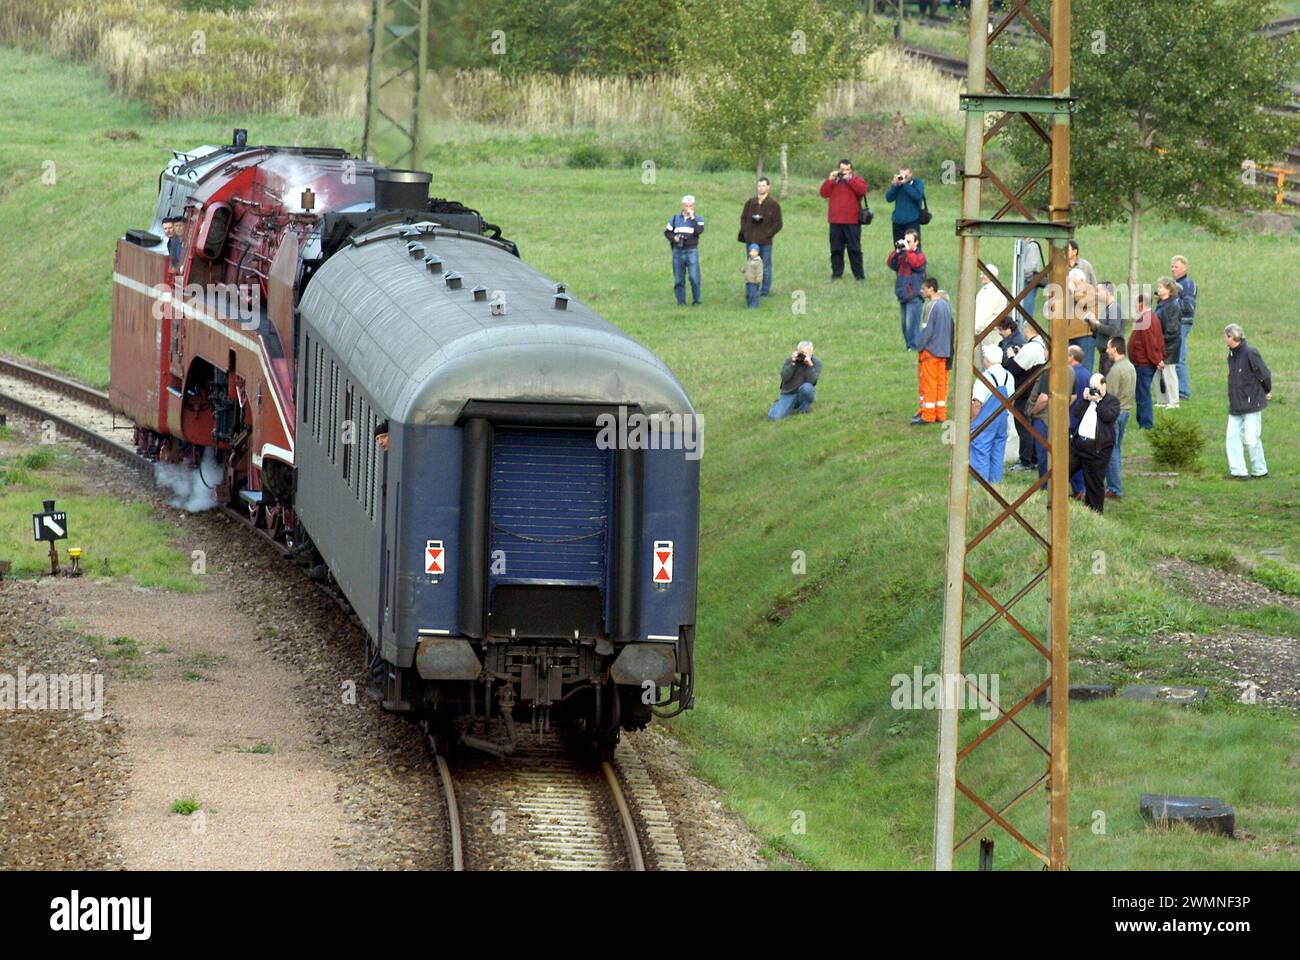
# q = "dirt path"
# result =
<box><xmin>46</xmin><ymin>576</ymin><xmax>355</xmax><ymax>869</ymax></box>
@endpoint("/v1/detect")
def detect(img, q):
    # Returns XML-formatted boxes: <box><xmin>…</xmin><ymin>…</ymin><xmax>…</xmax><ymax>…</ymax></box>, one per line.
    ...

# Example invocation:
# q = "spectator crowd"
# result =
<box><xmin>667</xmin><ymin>163</ymin><xmax>1276</xmax><ymax>510</ymax></box>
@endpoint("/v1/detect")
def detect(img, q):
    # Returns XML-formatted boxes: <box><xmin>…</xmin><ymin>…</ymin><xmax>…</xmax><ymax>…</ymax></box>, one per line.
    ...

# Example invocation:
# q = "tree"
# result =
<box><xmin>1002</xmin><ymin>0</ymin><xmax>1300</xmax><ymax>300</ymax></box>
<box><xmin>470</xmin><ymin>0</ymin><xmax>680</xmax><ymax>76</ymax></box>
<box><xmin>676</xmin><ymin>0</ymin><xmax>875</xmax><ymax>181</ymax></box>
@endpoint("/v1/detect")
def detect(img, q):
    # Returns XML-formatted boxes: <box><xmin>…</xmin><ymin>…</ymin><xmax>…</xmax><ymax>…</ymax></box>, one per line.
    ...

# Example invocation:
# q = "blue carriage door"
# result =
<box><xmin>488</xmin><ymin>427</ymin><xmax>615</xmax><ymax>636</ymax></box>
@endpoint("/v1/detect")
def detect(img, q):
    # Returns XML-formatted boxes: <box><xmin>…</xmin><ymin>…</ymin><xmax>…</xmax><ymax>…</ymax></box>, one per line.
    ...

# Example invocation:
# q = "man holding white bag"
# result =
<box><xmin>1067</xmin><ymin>372</ymin><xmax>1121</xmax><ymax>514</ymax></box>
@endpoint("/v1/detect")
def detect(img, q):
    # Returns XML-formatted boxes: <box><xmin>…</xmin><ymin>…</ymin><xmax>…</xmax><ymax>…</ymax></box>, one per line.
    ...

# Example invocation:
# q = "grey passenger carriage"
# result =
<box><xmin>294</xmin><ymin>172</ymin><xmax>699</xmax><ymax>757</ymax></box>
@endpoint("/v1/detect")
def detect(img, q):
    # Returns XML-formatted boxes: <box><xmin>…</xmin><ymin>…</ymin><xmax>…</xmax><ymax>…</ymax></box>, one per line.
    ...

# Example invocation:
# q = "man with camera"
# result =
<box><xmin>739</xmin><ymin>176</ymin><xmax>783</xmax><ymax>297</ymax></box>
<box><xmin>886</xmin><ymin>229</ymin><xmax>927</xmax><ymax>350</ymax></box>
<box><xmin>767</xmin><ymin>341</ymin><xmax>821</xmax><ymax>420</ymax></box>
<box><xmin>885</xmin><ymin>166</ymin><xmax>927</xmax><ymax>248</ymax></box>
<box><xmin>664</xmin><ymin>194</ymin><xmax>706</xmax><ymax>306</ymax></box>
<box><xmin>818</xmin><ymin>159</ymin><xmax>869</xmax><ymax>280</ymax></box>
<box><xmin>1068</xmin><ymin>372</ymin><xmax>1121</xmax><ymax>513</ymax></box>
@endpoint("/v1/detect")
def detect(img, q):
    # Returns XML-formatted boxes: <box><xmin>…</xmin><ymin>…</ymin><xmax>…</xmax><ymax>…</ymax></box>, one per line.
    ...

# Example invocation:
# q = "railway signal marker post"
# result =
<box><xmin>934</xmin><ymin>0</ymin><xmax>1074</xmax><ymax>871</ymax></box>
<box><xmin>32</xmin><ymin>498</ymin><xmax>70</xmax><ymax>576</ymax></box>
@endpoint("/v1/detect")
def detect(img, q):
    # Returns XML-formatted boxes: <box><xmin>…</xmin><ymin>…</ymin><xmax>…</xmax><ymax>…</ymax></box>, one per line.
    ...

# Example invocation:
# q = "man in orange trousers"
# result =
<box><xmin>912</xmin><ymin>278</ymin><xmax>953</xmax><ymax>425</ymax></box>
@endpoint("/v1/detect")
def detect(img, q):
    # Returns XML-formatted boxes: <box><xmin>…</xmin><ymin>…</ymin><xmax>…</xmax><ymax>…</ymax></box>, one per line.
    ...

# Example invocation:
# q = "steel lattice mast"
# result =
<box><xmin>934</xmin><ymin>0</ymin><xmax>1075</xmax><ymax>871</ymax></box>
<box><xmin>362</xmin><ymin>0</ymin><xmax>430</xmax><ymax>168</ymax></box>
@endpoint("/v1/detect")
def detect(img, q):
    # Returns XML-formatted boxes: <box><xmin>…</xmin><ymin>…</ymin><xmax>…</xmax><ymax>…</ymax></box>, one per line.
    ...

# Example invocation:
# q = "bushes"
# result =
<box><xmin>1251</xmin><ymin>560</ymin><xmax>1300</xmax><ymax>597</ymax></box>
<box><xmin>565</xmin><ymin>143</ymin><xmax>610</xmax><ymax>168</ymax></box>
<box><xmin>0</xmin><ymin>0</ymin><xmax>366</xmax><ymax>119</ymax></box>
<box><xmin>1148</xmin><ymin>416</ymin><xmax>1206</xmax><ymax>470</ymax></box>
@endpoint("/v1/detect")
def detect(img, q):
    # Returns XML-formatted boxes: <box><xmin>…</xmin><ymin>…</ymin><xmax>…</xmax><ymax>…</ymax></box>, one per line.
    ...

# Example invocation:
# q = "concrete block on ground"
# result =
<box><xmin>1033</xmin><ymin>684</ymin><xmax>1116</xmax><ymax>706</ymax></box>
<box><xmin>1120</xmin><ymin>684</ymin><xmax>1207</xmax><ymax>705</ymax></box>
<box><xmin>1140</xmin><ymin>794</ymin><xmax>1235</xmax><ymax>837</ymax></box>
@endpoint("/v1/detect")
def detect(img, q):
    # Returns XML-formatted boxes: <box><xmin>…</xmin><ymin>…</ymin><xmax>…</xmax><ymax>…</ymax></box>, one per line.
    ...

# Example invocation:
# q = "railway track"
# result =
<box><xmin>903</xmin><ymin>13</ymin><xmax>1300</xmax><ymax>80</ymax></box>
<box><xmin>429</xmin><ymin>726</ymin><xmax>684</xmax><ymax>871</ymax></box>
<box><xmin>0</xmin><ymin>355</ymin><xmax>687</xmax><ymax>872</ymax></box>
<box><xmin>0</xmin><ymin>356</ymin><xmax>145</xmax><ymax>473</ymax></box>
<box><xmin>902</xmin><ymin>18</ymin><xmax>1300</xmax><ymax>207</ymax></box>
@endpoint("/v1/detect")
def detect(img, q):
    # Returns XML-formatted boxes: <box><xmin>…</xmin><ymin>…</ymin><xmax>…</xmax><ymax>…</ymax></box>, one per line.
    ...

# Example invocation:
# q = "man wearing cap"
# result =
<box><xmin>975</xmin><ymin>264</ymin><xmax>1008</xmax><ymax>335</ymax></box>
<box><xmin>743</xmin><ymin>243</ymin><xmax>764</xmax><ymax>308</ymax></box>
<box><xmin>170</xmin><ymin>217</ymin><xmax>187</xmax><ymax>269</ymax></box>
<box><xmin>665</xmin><ymin>195</ymin><xmax>705</xmax><ymax>306</ymax></box>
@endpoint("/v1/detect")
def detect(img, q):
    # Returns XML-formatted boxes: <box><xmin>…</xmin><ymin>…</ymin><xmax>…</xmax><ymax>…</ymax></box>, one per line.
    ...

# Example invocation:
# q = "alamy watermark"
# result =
<box><xmin>0</xmin><ymin>668</ymin><xmax>104</xmax><ymax>721</ymax></box>
<box><xmin>890</xmin><ymin>667</ymin><xmax>1000</xmax><ymax>721</ymax></box>
<box><xmin>595</xmin><ymin>406</ymin><xmax>703</xmax><ymax>461</ymax></box>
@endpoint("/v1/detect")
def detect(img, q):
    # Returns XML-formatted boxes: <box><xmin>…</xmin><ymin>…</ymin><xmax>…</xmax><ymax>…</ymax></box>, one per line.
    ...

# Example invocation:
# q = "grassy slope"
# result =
<box><xmin>1</xmin><ymin>46</ymin><xmax>1297</xmax><ymax>869</ymax></box>
<box><xmin>0</xmin><ymin>427</ymin><xmax>199</xmax><ymax>589</ymax></box>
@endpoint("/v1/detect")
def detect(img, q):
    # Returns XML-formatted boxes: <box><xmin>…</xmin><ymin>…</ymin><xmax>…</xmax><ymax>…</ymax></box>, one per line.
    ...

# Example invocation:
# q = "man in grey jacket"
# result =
<box><xmin>1094</xmin><ymin>281</ymin><xmax>1124</xmax><ymax>375</ymax></box>
<box><xmin>768</xmin><ymin>340</ymin><xmax>821</xmax><ymax>420</ymax></box>
<box><xmin>1224</xmin><ymin>324</ymin><xmax>1271</xmax><ymax>479</ymax></box>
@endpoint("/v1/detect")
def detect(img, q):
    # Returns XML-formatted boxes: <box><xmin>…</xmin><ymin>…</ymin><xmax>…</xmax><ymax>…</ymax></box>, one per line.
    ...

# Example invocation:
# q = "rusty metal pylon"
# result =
<box><xmin>361</xmin><ymin>0</ymin><xmax>429</xmax><ymax>168</ymax></box>
<box><xmin>933</xmin><ymin>0</ymin><xmax>1076</xmax><ymax>871</ymax></box>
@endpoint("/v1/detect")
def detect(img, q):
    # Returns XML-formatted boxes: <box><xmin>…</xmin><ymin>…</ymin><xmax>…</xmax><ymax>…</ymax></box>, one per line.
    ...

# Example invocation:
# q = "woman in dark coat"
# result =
<box><xmin>1068</xmin><ymin>372</ymin><xmax>1121</xmax><ymax>513</ymax></box>
<box><xmin>1154</xmin><ymin>278</ymin><xmax>1183</xmax><ymax>409</ymax></box>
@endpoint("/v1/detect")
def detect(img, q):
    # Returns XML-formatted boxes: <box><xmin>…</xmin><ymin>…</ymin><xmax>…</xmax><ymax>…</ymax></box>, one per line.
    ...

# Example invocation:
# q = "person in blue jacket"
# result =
<box><xmin>885</xmin><ymin>166</ymin><xmax>926</xmax><ymax>248</ymax></box>
<box><xmin>665</xmin><ymin>195</ymin><xmax>705</xmax><ymax>305</ymax></box>
<box><xmin>1171</xmin><ymin>254</ymin><xmax>1197</xmax><ymax>400</ymax></box>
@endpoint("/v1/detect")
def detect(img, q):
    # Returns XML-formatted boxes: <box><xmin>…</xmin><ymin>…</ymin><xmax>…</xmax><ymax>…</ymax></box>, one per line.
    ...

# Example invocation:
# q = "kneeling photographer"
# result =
<box><xmin>768</xmin><ymin>340</ymin><xmax>820</xmax><ymax>420</ymax></box>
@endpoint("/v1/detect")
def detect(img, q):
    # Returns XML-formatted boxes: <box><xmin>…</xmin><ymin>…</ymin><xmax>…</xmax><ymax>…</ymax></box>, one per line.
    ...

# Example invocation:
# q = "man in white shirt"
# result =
<box><xmin>975</xmin><ymin>264</ymin><xmax>1009</xmax><ymax>335</ymax></box>
<box><xmin>970</xmin><ymin>344</ymin><xmax>1015</xmax><ymax>483</ymax></box>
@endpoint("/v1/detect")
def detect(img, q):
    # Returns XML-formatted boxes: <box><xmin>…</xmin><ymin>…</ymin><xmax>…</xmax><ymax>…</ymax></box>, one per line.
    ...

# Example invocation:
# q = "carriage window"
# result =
<box><xmin>328</xmin><ymin>362</ymin><xmax>338</xmax><ymax>463</ymax></box>
<box><xmin>342</xmin><ymin>384</ymin><xmax>354</xmax><ymax>482</ymax></box>
<box><xmin>313</xmin><ymin>347</ymin><xmax>324</xmax><ymax>443</ymax></box>
<box><xmin>302</xmin><ymin>336</ymin><xmax>310</xmax><ymax>424</ymax></box>
<box><xmin>357</xmin><ymin>400</ymin><xmax>368</xmax><ymax>504</ymax></box>
<box><xmin>369</xmin><ymin>413</ymin><xmax>379</xmax><ymax>522</ymax></box>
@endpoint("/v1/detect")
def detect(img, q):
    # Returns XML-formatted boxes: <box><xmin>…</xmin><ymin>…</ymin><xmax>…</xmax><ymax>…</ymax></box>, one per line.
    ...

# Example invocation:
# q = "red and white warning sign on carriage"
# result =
<box><xmin>653</xmin><ymin>540</ymin><xmax>673</xmax><ymax>584</ymax></box>
<box><xmin>425</xmin><ymin>539</ymin><xmax>444</xmax><ymax>577</ymax></box>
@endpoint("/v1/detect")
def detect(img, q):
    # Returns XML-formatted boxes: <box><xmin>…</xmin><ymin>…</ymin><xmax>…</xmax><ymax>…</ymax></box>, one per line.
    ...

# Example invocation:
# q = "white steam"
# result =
<box><xmin>154</xmin><ymin>447</ymin><xmax>221</xmax><ymax>512</ymax></box>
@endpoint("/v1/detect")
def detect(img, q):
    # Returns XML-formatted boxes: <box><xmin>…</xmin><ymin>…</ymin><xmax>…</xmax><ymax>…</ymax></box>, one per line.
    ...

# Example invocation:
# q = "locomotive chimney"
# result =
<box><xmin>374</xmin><ymin>169</ymin><xmax>432</xmax><ymax>211</ymax></box>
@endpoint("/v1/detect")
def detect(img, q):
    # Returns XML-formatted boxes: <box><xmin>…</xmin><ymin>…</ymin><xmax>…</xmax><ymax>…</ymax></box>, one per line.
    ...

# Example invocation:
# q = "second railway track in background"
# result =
<box><xmin>902</xmin><ymin>15</ymin><xmax>1300</xmax><ymax>208</ymax></box>
<box><xmin>0</xmin><ymin>356</ymin><xmax>688</xmax><ymax>872</ymax></box>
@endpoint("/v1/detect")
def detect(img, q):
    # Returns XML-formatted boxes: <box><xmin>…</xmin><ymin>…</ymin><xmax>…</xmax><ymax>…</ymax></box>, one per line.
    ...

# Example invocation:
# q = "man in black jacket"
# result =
<box><xmin>995</xmin><ymin>317</ymin><xmax>1033</xmax><ymax>471</ymax></box>
<box><xmin>739</xmin><ymin>177</ymin><xmax>783</xmax><ymax>296</ymax></box>
<box><xmin>1067</xmin><ymin>372</ymin><xmax>1121</xmax><ymax>513</ymax></box>
<box><xmin>1224</xmin><ymin>324</ymin><xmax>1272</xmax><ymax>479</ymax></box>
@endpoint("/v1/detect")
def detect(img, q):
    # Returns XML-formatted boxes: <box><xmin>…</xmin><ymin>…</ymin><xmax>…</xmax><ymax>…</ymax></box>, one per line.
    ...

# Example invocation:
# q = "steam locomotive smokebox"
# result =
<box><xmin>374</xmin><ymin>168</ymin><xmax>431</xmax><ymax>211</ymax></box>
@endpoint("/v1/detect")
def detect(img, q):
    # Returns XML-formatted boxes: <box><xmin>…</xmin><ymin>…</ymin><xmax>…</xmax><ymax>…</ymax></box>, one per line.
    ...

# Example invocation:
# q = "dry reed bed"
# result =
<box><xmin>1</xmin><ymin>2</ymin><xmax>964</xmax><ymax>129</ymax></box>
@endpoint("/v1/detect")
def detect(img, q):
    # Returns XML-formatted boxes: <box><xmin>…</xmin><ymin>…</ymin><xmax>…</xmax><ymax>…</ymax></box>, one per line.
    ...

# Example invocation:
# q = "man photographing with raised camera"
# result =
<box><xmin>885</xmin><ymin>166</ymin><xmax>927</xmax><ymax>248</ymax></box>
<box><xmin>767</xmin><ymin>341</ymin><xmax>821</xmax><ymax>420</ymax></box>
<box><xmin>1068</xmin><ymin>372</ymin><xmax>1120</xmax><ymax>513</ymax></box>
<box><xmin>819</xmin><ymin>159</ymin><xmax>868</xmax><ymax>280</ymax></box>
<box><xmin>887</xmin><ymin>229</ymin><xmax>927</xmax><ymax>351</ymax></box>
<box><xmin>739</xmin><ymin>176</ymin><xmax>783</xmax><ymax>297</ymax></box>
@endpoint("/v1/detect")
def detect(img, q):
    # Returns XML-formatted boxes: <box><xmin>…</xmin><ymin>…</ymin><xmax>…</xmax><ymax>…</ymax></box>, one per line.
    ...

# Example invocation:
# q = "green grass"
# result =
<box><xmin>1</xmin><ymin>44</ymin><xmax>1297</xmax><ymax>869</ymax></box>
<box><xmin>170</xmin><ymin>796</ymin><xmax>201</xmax><ymax>816</ymax></box>
<box><xmin>1251</xmin><ymin>560</ymin><xmax>1300</xmax><ymax>596</ymax></box>
<box><xmin>0</xmin><ymin>426</ymin><xmax>201</xmax><ymax>590</ymax></box>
